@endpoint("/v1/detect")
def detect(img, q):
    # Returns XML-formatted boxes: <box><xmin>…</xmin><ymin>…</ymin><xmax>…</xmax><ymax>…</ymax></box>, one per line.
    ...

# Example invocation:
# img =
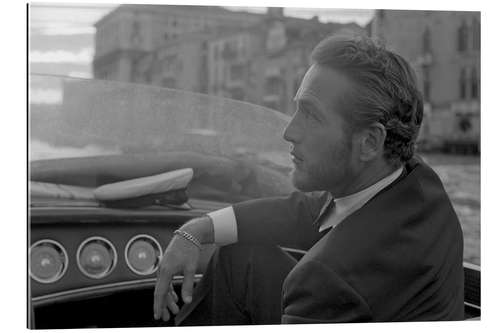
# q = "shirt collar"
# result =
<box><xmin>318</xmin><ymin>167</ymin><xmax>404</xmax><ymax>232</ymax></box>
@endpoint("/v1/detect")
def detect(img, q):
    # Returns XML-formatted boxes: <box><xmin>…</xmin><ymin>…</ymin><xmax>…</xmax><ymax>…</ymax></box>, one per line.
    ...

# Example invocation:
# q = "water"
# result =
<box><xmin>422</xmin><ymin>154</ymin><xmax>480</xmax><ymax>265</ymax></box>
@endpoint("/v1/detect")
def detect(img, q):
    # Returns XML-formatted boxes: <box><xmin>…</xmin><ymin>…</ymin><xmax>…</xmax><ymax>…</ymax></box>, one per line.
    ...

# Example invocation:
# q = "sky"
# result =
<box><xmin>30</xmin><ymin>3</ymin><xmax>114</xmax><ymax>79</ymax></box>
<box><xmin>29</xmin><ymin>2</ymin><xmax>374</xmax><ymax>83</ymax></box>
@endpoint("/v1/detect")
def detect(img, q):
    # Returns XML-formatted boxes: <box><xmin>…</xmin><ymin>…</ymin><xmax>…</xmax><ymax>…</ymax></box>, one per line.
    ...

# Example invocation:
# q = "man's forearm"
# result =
<box><xmin>179</xmin><ymin>215</ymin><xmax>215</xmax><ymax>244</ymax></box>
<box><xmin>178</xmin><ymin>191</ymin><xmax>326</xmax><ymax>249</ymax></box>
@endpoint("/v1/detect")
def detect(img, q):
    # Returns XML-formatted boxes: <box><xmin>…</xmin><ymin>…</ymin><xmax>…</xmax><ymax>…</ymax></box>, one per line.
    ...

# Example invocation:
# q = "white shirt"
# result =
<box><xmin>207</xmin><ymin>167</ymin><xmax>403</xmax><ymax>246</ymax></box>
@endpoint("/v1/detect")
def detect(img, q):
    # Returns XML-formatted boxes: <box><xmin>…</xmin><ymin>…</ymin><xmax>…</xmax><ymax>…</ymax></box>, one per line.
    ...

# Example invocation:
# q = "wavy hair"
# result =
<box><xmin>311</xmin><ymin>34</ymin><xmax>423</xmax><ymax>168</ymax></box>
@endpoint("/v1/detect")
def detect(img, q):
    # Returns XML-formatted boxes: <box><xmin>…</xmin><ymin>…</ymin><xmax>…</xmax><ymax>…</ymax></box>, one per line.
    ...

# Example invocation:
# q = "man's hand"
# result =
<box><xmin>153</xmin><ymin>216</ymin><xmax>214</xmax><ymax>321</ymax></box>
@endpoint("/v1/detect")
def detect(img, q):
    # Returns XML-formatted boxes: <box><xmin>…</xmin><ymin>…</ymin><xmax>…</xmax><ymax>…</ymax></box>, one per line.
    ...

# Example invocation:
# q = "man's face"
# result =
<box><xmin>283</xmin><ymin>64</ymin><xmax>356</xmax><ymax>192</ymax></box>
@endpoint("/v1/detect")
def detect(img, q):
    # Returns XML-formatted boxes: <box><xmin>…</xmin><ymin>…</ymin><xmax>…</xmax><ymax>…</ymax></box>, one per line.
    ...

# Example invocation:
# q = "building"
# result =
<box><xmin>93</xmin><ymin>5</ymin><xmax>262</xmax><ymax>81</ymax></box>
<box><xmin>134</xmin><ymin>32</ymin><xmax>210</xmax><ymax>93</ymax></box>
<box><xmin>205</xmin><ymin>26</ymin><xmax>264</xmax><ymax>100</ymax></box>
<box><xmin>93</xmin><ymin>5</ymin><xmax>365</xmax><ymax>115</ymax></box>
<box><xmin>255</xmin><ymin>13</ymin><xmax>365</xmax><ymax>114</ymax></box>
<box><xmin>371</xmin><ymin>10</ymin><xmax>480</xmax><ymax>150</ymax></box>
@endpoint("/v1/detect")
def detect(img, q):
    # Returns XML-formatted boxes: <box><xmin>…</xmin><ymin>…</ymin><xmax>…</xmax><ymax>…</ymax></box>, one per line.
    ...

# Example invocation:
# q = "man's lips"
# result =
<box><xmin>290</xmin><ymin>151</ymin><xmax>304</xmax><ymax>163</ymax></box>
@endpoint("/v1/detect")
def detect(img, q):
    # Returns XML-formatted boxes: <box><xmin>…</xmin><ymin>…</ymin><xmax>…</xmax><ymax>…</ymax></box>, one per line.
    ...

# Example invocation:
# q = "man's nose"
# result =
<box><xmin>282</xmin><ymin>116</ymin><xmax>301</xmax><ymax>144</ymax></box>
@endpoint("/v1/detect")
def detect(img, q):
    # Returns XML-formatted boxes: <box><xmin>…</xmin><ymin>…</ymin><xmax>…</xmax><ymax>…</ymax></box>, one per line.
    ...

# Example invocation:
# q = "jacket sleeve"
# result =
<box><xmin>282</xmin><ymin>260</ymin><xmax>373</xmax><ymax>324</ymax></box>
<box><xmin>232</xmin><ymin>191</ymin><xmax>329</xmax><ymax>250</ymax></box>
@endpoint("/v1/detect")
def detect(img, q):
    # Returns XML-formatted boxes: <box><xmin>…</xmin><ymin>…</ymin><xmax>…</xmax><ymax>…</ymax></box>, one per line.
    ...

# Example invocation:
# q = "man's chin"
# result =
<box><xmin>291</xmin><ymin>169</ymin><xmax>316</xmax><ymax>192</ymax></box>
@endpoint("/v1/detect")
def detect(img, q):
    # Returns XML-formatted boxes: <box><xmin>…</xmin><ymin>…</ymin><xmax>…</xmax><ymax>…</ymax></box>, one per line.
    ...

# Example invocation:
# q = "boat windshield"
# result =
<box><xmin>29</xmin><ymin>74</ymin><xmax>295</xmax><ymax>204</ymax></box>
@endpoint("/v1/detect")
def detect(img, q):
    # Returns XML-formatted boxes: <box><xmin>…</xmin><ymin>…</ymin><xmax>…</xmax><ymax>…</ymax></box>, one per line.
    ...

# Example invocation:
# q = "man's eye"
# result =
<box><xmin>302</xmin><ymin>108</ymin><xmax>317</xmax><ymax>121</ymax></box>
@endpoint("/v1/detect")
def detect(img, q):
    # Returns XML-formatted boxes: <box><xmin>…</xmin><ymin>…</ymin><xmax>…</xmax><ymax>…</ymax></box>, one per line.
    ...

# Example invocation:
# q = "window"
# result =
<box><xmin>163</xmin><ymin>55</ymin><xmax>176</xmax><ymax>72</ymax></box>
<box><xmin>131</xmin><ymin>20</ymin><xmax>141</xmax><ymax>47</ymax></box>
<box><xmin>222</xmin><ymin>41</ymin><xmax>238</xmax><ymax>60</ymax></box>
<box><xmin>266</xmin><ymin>77</ymin><xmax>283</xmax><ymax>95</ymax></box>
<box><xmin>472</xmin><ymin>18</ymin><xmax>480</xmax><ymax>50</ymax></box>
<box><xmin>211</xmin><ymin>46</ymin><xmax>216</xmax><ymax>60</ymax></box>
<box><xmin>230</xmin><ymin>88</ymin><xmax>245</xmax><ymax>101</ymax></box>
<box><xmin>230</xmin><ymin>64</ymin><xmax>244</xmax><ymax>80</ymax></box>
<box><xmin>161</xmin><ymin>77</ymin><xmax>176</xmax><ymax>88</ymax></box>
<box><xmin>422</xmin><ymin>67</ymin><xmax>431</xmax><ymax>102</ymax></box>
<box><xmin>457</xmin><ymin>21</ymin><xmax>468</xmax><ymax>52</ymax></box>
<box><xmin>470</xmin><ymin>67</ymin><xmax>479</xmax><ymax>99</ymax></box>
<box><xmin>422</xmin><ymin>27</ymin><xmax>431</xmax><ymax>54</ymax></box>
<box><xmin>459</xmin><ymin>68</ymin><xmax>467</xmax><ymax>99</ymax></box>
<box><xmin>144</xmin><ymin>72</ymin><xmax>152</xmax><ymax>84</ymax></box>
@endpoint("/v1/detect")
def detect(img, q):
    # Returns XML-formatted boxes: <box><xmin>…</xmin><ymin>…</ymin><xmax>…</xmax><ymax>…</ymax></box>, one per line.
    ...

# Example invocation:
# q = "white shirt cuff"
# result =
<box><xmin>207</xmin><ymin>206</ymin><xmax>238</xmax><ymax>246</ymax></box>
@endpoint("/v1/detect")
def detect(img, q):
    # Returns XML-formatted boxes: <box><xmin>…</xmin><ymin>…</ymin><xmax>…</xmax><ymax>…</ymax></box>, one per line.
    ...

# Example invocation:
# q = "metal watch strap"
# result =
<box><xmin>173</xmin><ymin>229</ymin><xmax>202</xmax><ymax>250</ymax></box>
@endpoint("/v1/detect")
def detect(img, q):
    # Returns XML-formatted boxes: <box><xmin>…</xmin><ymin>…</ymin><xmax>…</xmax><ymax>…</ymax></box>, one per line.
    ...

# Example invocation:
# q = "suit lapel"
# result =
<box><xmin>312</xmin><ymin>193</ymin><xmax>334</xmax><ymax>229</ymax></box>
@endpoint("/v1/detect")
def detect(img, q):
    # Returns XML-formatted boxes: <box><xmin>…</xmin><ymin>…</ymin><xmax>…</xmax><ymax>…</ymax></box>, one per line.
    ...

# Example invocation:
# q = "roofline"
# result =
<box><xmin>93</xmin><ymin>4</ymin><xmax>362</xmax><ymax>29</ymax></box>
<box><xmin>94</xmin><ymin>4</ymin><xmax>265</xmax><ymax>28</ymax></box>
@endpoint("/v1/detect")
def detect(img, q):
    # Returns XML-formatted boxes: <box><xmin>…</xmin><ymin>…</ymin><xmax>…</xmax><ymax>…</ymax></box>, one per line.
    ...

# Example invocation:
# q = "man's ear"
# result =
<box><xmin>358</xmin><ymin>122</ymin><xmax>386</xmax><ymax>162</ymax></box>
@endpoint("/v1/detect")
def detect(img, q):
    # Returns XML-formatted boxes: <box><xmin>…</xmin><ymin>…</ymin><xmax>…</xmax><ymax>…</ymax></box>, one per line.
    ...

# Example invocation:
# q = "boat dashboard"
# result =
<box><xmin>29</xmin><ymin>199</ymin><xmax>222</xmax><ymax>328</ymax></box>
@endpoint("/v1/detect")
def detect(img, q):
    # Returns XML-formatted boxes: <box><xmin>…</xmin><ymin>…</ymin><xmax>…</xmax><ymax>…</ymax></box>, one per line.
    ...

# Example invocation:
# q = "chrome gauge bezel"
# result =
<box><xmin>29</xmin><ymin>239</ymin><xmax>69</xmax><ymax>284</ymax></box>
<box><xmin>124</xmin><ymin>234</ymin><xmax>163</xmax><ymax>276</ymax></box>
<box><xmin>76</xmin><ymin>236</ymin><xmax>117</xmax><ymax>279</ymax></box>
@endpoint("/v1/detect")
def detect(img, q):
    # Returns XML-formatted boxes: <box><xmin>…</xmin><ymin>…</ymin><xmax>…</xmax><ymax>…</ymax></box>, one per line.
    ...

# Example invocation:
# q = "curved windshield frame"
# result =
<box><xmin>30</xmin><ymin>74</ymin><xmax>295</xmax><ymax>203</ymax></box>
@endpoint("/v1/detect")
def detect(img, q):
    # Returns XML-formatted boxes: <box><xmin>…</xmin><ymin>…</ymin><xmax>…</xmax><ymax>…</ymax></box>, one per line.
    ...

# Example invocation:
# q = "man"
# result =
<box><xmin>153</xmin><ymin>35</ymin><xmax>464</xmax><ymax>324</ymax></box>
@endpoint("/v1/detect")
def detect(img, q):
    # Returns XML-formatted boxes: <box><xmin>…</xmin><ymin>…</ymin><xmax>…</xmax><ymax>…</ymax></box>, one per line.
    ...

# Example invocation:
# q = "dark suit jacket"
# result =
<box><xmin>232</xmin><ymin>157</ymin><xmax>464</xmax><ymax>323</ymax></box>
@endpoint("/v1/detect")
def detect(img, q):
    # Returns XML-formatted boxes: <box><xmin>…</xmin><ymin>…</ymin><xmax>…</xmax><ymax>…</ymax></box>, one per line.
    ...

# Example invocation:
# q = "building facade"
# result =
<box><xmin>371</xmin><ymin>10</ymin><xmax>480</xmax><ymax>149</ymax></box>
<box><xmin>93</xmin><ymin>5</ymin><xmax>262</xmax><ymax>81</ymax></box>
<box><xmin>134</xmin><ymin>32</ymin><xmax>210</xmax><ymax>93</ymax></box>
<box><xmin>93</xmin><ymin>5</ymin><xmax>365</xmax><ymax>115</ymax></box>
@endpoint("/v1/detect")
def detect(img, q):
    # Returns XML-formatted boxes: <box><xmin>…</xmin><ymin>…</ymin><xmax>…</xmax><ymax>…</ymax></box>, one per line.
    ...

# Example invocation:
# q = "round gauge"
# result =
<box><xmin>125</xmin><ymin>235</ymin><xmax>162</xmax><ymax>275</ymax></box>
<box><xmin>29</xmin><ymin>239</ymin><xmax>68</xmax><ymax>284</ymax></box>
<box><xmin>77</xmin><ymin>237</ymin><xmax>117</xmax><ymax>279</ymax></box>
